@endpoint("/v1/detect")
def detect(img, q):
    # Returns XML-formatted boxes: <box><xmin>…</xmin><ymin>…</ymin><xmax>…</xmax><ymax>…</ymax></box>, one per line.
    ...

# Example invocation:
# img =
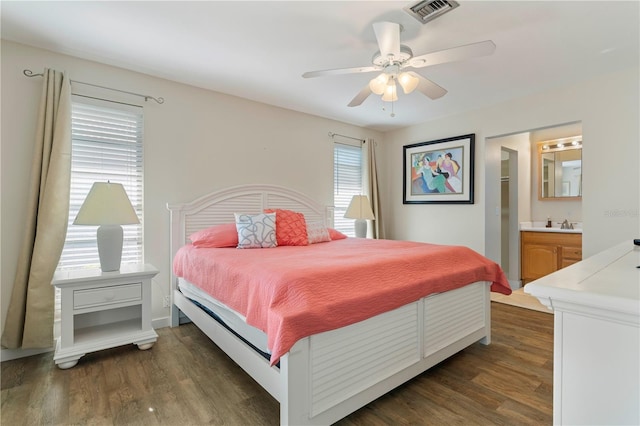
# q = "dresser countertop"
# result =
<box><xmin>525</xmin><ymin>241</ymin><xmax>639</xmax><ymax>316</ymax></box>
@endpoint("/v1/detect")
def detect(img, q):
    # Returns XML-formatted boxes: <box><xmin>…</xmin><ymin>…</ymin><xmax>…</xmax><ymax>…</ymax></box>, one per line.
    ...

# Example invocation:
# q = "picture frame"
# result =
<box><xmin>403</xmin><ymin>134</ymin><xmax>475</xmax><ymax>204</ymax></box>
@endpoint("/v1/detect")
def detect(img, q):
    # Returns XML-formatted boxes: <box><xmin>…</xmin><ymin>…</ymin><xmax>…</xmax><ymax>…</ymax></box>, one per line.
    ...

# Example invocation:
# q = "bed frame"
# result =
<box><xmin>167</xmin><ymin>184</ymin><xmax>492</xmax><ymax>425</ymax></box>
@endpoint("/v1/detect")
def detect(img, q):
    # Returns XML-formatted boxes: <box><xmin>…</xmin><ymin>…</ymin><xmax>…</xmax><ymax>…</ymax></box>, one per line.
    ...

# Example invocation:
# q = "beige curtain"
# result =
<box><xmin>1</xmin><ymin>69</ymin><xmax>72</xmax><ymax>349</ymax></box>
<box><xmin>366</xmin><ymin>138</ymin><xmax>384</xmax><ymax>239</ymax></box>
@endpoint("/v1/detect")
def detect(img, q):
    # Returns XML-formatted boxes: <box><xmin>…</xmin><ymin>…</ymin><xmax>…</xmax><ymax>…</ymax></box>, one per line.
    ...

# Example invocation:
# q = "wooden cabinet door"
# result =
<box><xmin>522</xmin><ymin>243</ymin><xmax>558</xmax><ymax>283</ymax></box>
<box><xmin>521</xmin><ymin>231</ymin><xmax>582</xmax><ymax>284</ymax></box>
<box><xmin>560</xmin><ymin>245</ymin><xmax>582</xmax><ymax>269</ymax></box>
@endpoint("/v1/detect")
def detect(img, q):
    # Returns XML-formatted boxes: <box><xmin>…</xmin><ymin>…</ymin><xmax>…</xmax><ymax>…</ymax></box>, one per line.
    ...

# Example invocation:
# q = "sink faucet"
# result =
<box><xmin>560</xmin><ymin>219</ymin><xmax>573</xmax><ymax>229</ymax></box>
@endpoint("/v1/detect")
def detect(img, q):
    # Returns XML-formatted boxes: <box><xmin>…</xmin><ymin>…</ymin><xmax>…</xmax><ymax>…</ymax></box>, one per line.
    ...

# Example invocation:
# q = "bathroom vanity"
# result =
<box><xmin>525</xmin><ymin>241</ymin><xmax>639</xmax><ymax>425</ymax></box>
<box><xmin>520</xmin><ymin>223</ymin><xmax>582</xmax><ymax>285</ymax></box>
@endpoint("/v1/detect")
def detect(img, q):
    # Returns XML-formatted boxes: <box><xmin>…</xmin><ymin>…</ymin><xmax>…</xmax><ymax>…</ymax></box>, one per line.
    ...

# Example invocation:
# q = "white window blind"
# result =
<box><xmin>333</xmin><ymin>142</ymin><xmax>363</xmax><ymax>236</ymax></box>
<box><xmin>58</xmin><ymin>98</ymin><xmax>144</xmax><ymax>270</ymax></box>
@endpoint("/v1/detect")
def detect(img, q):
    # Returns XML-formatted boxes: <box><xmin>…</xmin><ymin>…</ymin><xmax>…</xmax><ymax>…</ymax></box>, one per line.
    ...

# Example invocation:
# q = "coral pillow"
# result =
<box><xmin>264</xmin><ymin>209</ymin><xmax>308</xmax><ymax>246</ymax></box>
<box><xmin>307</xmin><ymin>221</ymin><xmax>331</xmax><ymax>244</ymax></box>
<box><xmin>189</xmin><ymin>223</ymin><xmax>238</xmax><ymax>248</ymax></box>
<box><xmin>328</xmin><ymin>228</ymin><xmax>348</xmax><ymax>240</ymax></box>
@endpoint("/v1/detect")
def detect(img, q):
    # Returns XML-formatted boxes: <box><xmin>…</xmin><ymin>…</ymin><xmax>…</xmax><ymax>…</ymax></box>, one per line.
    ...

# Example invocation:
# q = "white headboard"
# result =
<box><xmin>167</xmin><ymin>184</ymin><xmax>334</xmax><ymax>298</ymax></box>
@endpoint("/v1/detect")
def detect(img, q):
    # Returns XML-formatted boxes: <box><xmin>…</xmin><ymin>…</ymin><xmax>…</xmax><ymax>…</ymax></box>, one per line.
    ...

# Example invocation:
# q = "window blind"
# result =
<box><xmin>58</xmin><ymin>98</ymin><xmax>144</xmax><ymax>270</ymax></box>
<box><xmin>333</xmin><ymin>142</ymin><xmax>363</xmax><ymax>236</ymax></box>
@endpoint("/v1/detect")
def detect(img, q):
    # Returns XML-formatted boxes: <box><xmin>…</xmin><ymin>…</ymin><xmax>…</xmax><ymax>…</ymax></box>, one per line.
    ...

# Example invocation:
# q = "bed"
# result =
<box><xmin>168</xmin><ymin>184</ymin><xmax>511</xmax><ymax>425</ymax></box>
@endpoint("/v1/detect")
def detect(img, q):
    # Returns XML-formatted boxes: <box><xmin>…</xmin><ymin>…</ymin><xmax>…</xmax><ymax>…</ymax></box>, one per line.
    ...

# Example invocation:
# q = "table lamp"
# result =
<box><xmin>73</xmin><ymin>182</ymin><xmax>140</xmax><ymax>272</ymax></box>
<box><xmin>344</xmin><ymin>195</ymin><xmax>375</xmax><ymax>238</ymax></box>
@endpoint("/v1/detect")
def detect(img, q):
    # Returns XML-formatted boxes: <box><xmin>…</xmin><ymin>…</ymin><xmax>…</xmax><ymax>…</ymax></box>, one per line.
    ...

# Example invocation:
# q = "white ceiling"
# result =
<box><xmin>2</xmin><ymin>1</ymin><xmax>638</xmax><ymax>132</ymax></box>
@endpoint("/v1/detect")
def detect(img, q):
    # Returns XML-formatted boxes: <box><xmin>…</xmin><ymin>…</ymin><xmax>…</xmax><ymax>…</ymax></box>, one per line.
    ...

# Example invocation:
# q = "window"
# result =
<box><xmin>57</xmin><ymin>97</ymin><xmax>144</xmax><ymax>270</ymax></box>
<box><xmin>333</xmin><ymin>142</ymin><xmax>363</xmax><ymax>236</ymax></box>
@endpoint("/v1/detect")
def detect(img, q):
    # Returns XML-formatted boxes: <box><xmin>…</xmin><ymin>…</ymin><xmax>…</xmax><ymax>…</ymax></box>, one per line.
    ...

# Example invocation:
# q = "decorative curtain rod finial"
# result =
<box><xmin>23</xmin><ymin>69</ymin><xmax>43</xmax><ymax>78</ymax></box>
<box><xmin>144</xmin><ymin>96</ymin><xmax>165</xmax><ymax>104</ymax></box>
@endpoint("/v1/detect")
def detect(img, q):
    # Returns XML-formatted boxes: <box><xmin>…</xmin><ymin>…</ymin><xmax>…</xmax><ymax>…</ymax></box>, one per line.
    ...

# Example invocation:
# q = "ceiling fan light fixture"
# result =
<box><xmin>381</xmin><ymin>81</ymin><xmax>398</xmax><ymax>102</ymax></box>
<box><xmin>303</xmin><ymin>20</ymin><xmax>496</xmax><ymax>110</ymax></box>
<box><xmin>398</xmin><ymin>72</ymin><xmax>419</xmax><ymax>94</ymax></box>
<box><xmin>369</xmin><ymin>73</ymin><xmax>389</xmax><ymax>95</ymax></box>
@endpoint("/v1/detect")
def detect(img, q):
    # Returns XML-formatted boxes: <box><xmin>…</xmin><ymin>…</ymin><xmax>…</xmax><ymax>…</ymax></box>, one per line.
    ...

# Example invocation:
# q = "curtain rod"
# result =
<box><xmin>23</xmin><ymin>69</ymin><xmax>165</xmax><ymax>104</ymax></box>
<box><xmin>328</xmin><ymin>132</ymin><xmax>365</xmax><ymax>143</ymax></box>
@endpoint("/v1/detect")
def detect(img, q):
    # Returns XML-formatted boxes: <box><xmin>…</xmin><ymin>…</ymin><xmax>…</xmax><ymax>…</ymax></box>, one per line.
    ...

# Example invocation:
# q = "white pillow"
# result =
<box><xmin>307</xmin><ymin>221</ymin><xmax>331</xmax><ymax>244</ymax></box>
<box><xmin>234</xmin><ymin>212</ymin><xmax>277</xmax><ymax>249</ymax></box>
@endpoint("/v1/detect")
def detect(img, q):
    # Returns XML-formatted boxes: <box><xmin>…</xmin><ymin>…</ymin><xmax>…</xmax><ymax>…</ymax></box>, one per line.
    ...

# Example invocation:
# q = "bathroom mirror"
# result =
<box><xmin>538</xmin><ymin>136</ymin><xmax>582</xmax><ymax>200</ymax></box>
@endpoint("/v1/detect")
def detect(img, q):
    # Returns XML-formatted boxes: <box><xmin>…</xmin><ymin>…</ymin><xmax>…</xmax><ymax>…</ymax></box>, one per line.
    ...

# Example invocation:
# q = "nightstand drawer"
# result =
<box><xmin>74</xmin><ymin>283</ymin><xmax>142</xmax><ymax>309</ymax></box>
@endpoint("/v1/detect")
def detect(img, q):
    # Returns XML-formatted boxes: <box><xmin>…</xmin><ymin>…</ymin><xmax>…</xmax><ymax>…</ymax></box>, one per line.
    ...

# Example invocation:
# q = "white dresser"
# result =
<box><xmin>525</xmin><ymin>241</ymin><xmax>640</xmax><ymax>425</ymax></box>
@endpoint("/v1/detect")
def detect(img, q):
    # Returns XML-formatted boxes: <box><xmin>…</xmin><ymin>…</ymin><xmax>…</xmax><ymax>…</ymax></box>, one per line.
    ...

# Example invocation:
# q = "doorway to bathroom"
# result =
<box><xmin>485</xmin><ymin>121</ymin><xmax>583</xmax><ymax>290</ymax></box>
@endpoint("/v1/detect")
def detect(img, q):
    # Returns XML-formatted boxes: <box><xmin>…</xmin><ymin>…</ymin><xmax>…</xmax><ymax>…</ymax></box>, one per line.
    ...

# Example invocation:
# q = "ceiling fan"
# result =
<box><xmin>302</xmin><ymin>22</ymin><xmax>496</xmax><ymax>108</ymax></box>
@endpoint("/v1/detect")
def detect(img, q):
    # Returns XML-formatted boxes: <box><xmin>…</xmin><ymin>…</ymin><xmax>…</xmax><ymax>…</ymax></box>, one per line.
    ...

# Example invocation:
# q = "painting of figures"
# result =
<box><xmin>403</xmin><ymin>134</ymin><xmax>475</xmax><ymax>204</ymax></box>
<box><xmin>411</xmin><ymin>148</ymin><xmax>464</xmax><ymax>194</ymax></box>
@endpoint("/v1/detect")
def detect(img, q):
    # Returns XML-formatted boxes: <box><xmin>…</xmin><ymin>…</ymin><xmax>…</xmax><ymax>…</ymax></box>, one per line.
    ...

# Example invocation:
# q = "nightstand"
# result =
<box><xmin>52</xmin><ymin>263</ymin><xmax>159</xmax><ymax>369</ymax></box>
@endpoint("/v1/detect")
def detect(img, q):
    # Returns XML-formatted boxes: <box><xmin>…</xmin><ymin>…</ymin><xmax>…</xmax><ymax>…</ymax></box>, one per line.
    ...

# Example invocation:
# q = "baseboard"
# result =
<box><xmin>1</xmin><ymin>346</ymin><xmax>53</xmax><ymax>362</ymax></box>
<box><xmin>152</xmin><ymin>315</ymin><xmax>170</xmax><ymax>329</ymax></box>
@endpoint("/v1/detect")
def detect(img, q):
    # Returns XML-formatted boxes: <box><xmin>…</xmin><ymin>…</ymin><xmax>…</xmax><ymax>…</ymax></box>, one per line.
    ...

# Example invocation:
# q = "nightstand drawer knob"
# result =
<box><xmin>74</xmin><ymin>283</ymin><xmax>142</xmax><ymax>309</ymax></box>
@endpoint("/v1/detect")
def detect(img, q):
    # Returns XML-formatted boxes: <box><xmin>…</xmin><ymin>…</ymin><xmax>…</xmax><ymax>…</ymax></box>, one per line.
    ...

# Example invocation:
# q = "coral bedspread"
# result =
<box><xmin>173</xmin><ymin>238</ymin><xmax>511</xmax><ymax>365</ymax></box>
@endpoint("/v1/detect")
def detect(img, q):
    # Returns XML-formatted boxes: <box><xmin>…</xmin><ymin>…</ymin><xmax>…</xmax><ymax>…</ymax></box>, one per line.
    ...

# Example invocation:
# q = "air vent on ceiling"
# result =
<box><xmin>404</xmin><ymin>0</ymin><xmax>460</xmax><ymax>24</ymax></box>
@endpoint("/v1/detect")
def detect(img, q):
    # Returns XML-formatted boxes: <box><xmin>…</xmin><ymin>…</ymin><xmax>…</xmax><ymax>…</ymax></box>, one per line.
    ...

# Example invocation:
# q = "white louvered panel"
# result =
<box><xmin>423</xmin><ymin>282</ymin><xmax>485</xmax><ymax>358</ymax></box>
<box><xmin>311</xmin><ymin>330</ymin><xmax>418</xmax><ymax>406</ymax></box>
<box><xmin>184</xmin><ymin>194</ymin><xmax>263</xmax><ymax>243</ymax></box>
<box><xmin>265</xmin><ymin>193</ymin><xmax>326</xmax><ymax>224</ymax></box>
<box><xmin>309</xmin><ymin>303</ymin><xmax>420</xmax><ymax>417</ymax></box>
<box><xmin>310</xmin><ymin>313</ymin><xmax>417</xmax><ymax>368</ymax></box>
<box><xmin>182</xmin><ymin>190</ymin><xmax>332</xmax><ymax>244</ymax></box>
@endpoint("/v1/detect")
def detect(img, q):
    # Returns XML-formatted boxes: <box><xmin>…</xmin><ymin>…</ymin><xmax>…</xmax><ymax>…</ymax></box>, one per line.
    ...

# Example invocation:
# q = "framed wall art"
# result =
<box><xmin>403</xmin><ymin>134</ymin><xmax>475</xmax><ymax>204</ymax></box>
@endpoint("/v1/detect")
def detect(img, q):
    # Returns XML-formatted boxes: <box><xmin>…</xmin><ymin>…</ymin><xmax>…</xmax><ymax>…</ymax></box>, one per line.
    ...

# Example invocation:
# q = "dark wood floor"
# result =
<box><xmin>1</xmin><ymin>302</ymin><xmax>553</xmax><ymax>425</ymax></box>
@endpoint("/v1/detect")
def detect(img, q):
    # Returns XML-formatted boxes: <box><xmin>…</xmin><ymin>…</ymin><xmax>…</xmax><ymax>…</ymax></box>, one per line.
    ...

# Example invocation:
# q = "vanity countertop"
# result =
<box><xmin>520</xmin><ymin>221</ymin><xmax>582</xmax><ymax>234</ymax></box>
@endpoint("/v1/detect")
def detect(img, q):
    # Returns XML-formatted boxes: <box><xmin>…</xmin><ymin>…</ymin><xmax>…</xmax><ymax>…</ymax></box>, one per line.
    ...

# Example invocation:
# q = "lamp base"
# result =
<box><xmin>354</xmin><ymin>219</ymin><xmax>368</xmax><ymax>238</ymax></box>
<box><xmin>97</xmin><ymin>224</ymin><xmax>123</xmax><ymax>272</ymax></box>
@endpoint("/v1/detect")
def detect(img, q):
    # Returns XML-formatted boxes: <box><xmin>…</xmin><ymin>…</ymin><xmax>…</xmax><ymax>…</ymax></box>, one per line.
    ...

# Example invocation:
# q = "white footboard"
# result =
<box><xmin>281</xmin><ymin>281</ymin><xmax>490</xmax><ymax>425</ymax></box>
<box><xmin>173</xmin><ymin>281</ymin><xmax>490</xmax><ymax>425</ymax></box>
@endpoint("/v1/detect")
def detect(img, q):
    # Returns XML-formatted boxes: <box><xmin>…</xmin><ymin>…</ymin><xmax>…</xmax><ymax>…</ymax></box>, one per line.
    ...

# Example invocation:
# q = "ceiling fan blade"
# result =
<box><xmin>409</xmin><ymin>40</ymin><xmax>496</xmax><ymax>69</ymax></box>
<box><xmin>411</xmin><ymin>72</ymin><xmax>447</xmax><ymax>100</ymax></box>
<box><xmin>303</xmin><ymin>65</ymin><xmax>379</xmax><ymax>78</ymax></box>
<box><xmin>348</xmin><ymin>85</ymin><xmax>372</xmax><ymax>107</ymax></box>
<box><xmin>373</xmin><ymin>21</ymin><xmax>401</xmax><ymax>60</ymax></box>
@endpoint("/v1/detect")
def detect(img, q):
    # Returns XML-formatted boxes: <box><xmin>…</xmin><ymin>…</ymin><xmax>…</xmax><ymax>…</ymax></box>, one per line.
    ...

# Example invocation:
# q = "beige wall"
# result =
<box><xmin>0</xmin><ymin>41</ymin><xmax>382</xmax><ymax>338</ymax></box>
<box><xmin>380</xmin><ymin>66</ymin><xmax>639</xmax><ymax>262</ymax></box>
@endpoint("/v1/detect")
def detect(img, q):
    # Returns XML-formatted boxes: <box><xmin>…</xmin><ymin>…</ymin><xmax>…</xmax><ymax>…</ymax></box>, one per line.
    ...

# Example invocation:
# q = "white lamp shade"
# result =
<box><xmin>74</xmin><ymin>182</ymin><xmax>140</xmax><ymax>225</ymax></box>
<box><xmin>381</xmin><ymin>82</ymin><xmax>398</xmax><ymax>102</ymax></box>
<box><xmin>344</xmin><ymin>195</ymin><xmax>375</xmax><ymax>220</ymax></box>
<box><xmin>398</xmin><ymin>72</ymin><xmax>419</xmax><ymax>94</ymax></box>
<box><xmin>369</xmin><ymin>73</ymin><xmax>389</xmax><ymax>95</ymax></box>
